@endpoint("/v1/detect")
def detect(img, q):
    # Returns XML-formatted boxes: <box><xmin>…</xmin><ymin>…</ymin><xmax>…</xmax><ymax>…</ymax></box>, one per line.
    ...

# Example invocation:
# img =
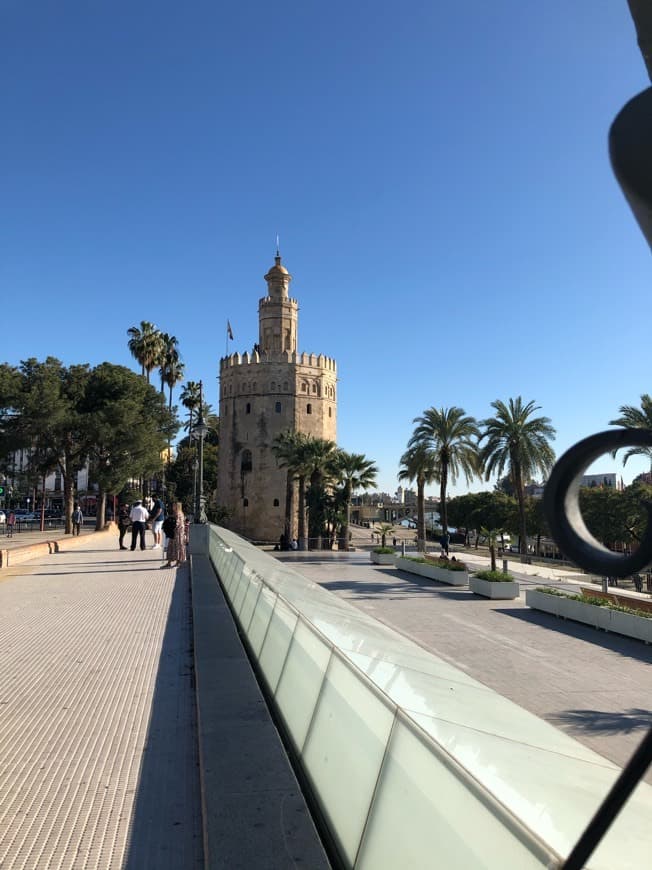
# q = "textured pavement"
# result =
<box><xmin>278</xmin><ymin>549</ymin><xmax>652</xmax><ymax>785</ymax></box>
<box><xmin>0</xmin><ymin>532</ymin><xmax>203</xmax><ymax>869</ymax></box>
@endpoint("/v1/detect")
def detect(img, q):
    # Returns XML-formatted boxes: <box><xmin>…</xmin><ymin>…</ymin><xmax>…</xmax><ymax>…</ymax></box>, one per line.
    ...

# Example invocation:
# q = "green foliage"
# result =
<box><xmin>473</xmin><ymin>569</ymin><xmax>514</xmax><ymax>582</ymax></box>
<box><xmin>373</xmin><ymin>546</ymin><xmax>395</xmax><ymax>554</ymax></box>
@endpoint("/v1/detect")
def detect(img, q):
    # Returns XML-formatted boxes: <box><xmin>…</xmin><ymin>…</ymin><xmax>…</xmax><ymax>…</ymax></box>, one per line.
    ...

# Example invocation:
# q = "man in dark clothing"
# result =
<box><xmin>118</xmin><ymin>504</ymin><xmax>130</xmax><ymax>550</ymax></box>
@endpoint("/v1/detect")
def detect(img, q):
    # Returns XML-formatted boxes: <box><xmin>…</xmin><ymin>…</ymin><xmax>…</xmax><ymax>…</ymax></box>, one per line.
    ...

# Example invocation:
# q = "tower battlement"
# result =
<box><xmin>220</xmin><ymin>351</ymin><xmax>337</xmax><ymax>373</ymax></box>
<box><xmin>258</xmin><ymin>295</ymin><xmax>298</xmax><ymax>308</ymax></box>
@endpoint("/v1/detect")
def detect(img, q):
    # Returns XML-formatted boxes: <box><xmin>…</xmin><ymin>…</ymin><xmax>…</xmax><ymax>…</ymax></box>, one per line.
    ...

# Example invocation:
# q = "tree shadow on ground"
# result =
<box><xmin>495</xmin><ymin>607</ymin><xmax>652</xmax><ymax>665</ymax></box>
<box><xmin>551</xmin><ymin>708</ymin><xmax>652</xmax><ymax>735</ymax></box>
<box><xmin>318</xmin><ymin>571</ymin><xmax>472</xmax><ymax>602</ymax></box>
<box><xmin>123</xmin><ymin>567</ymin><xmax>204</xmax><ymax>868</ymax></box>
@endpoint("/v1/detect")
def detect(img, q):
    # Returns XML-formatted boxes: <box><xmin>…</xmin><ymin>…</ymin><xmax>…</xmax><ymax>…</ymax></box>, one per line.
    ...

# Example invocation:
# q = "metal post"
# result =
<box><xmin>502</xmin><ymin>559</ymin><xmax>508</xmax><ymax>574</ymax></box>
<box><xmin>193</xmin><ymin>381</ymin><xmax>209</xmax><ymax>524</ymax></box>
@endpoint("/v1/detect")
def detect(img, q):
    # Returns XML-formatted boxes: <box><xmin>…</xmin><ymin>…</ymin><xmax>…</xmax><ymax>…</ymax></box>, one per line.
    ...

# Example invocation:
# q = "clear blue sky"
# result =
<box><xmin>2</xmin><ymin>2</ymin><xmax>651</xmax><ymax>496</ymax></box>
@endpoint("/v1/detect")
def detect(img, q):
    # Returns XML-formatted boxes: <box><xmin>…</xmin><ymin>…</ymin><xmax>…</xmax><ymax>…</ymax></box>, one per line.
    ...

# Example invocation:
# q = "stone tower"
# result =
<box><xmin>217</xmin><ymin>252</ymin><xmax>337</xmax><ymax>542</ymax></box>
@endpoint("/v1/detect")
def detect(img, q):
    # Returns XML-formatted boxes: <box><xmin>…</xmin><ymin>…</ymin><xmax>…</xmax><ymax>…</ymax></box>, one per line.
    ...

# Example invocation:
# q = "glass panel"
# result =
<box><xmin>275</xmin><ymin>621</ymin><xmax>332</xmax><ymax>751</ymax></box>
<box><xmin>230</xmin><ymin>562</ymin><xmax>250</xmax><ymax>612</ymax></box>
<box><xmin>356</xmin><ymin>720</ymin><xmax>552</xmax><ymax>869</ymax></box>
<box><xmin>247</xmin><ymin>585</ymin><xmax>276</xmax><ymax>656</ymax></box>
<box><xmin>301</xmin><ymin>656</ymin><xmax>395</xmax><ymax>865</ymax></box>
<box><xmin>258</xmin><ymin>597</ymin><xmax>298</xmax><ymax>693</ymax></box>
<box><xmin>239</xmin><ymin>572</ymin><xmax>262</xmax><ymax>631</ymax></box>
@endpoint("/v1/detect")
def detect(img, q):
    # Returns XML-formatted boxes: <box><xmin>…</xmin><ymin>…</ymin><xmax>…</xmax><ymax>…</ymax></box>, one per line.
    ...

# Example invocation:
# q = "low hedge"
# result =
<box><xmin>372</xmin><ymin>547</ymin><xmax>395</xmax><ymax>555</ymax></box>
<box><xmin>534</xmin><ymin>587</ymin><xmax>652</xmax><ymax>620</ymax></box>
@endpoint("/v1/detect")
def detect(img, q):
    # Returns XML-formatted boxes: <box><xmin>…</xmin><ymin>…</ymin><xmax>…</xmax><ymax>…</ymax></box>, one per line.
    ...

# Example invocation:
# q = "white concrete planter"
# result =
<box><xmin>370</xmin><ymin>551</ymin><xmax>397</xmax><ymax>566</ymax></box>
<box><xmin>395</xmin><ymin>557</ymin><xmax>468</xmax><ymax>586</ymax></box>
<box><xmin>525</xmin><ymin>589</ymin><xmax>652</xmax><ymax>643</ymax></box>
<box><xmin>470</xmin><ymin>576</ymin><xmax>520</xmax><ymax>600</ymax></box>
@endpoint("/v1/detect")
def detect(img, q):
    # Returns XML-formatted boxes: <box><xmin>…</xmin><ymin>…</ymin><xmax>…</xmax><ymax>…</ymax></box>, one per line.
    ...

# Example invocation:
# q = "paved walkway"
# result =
<box><xmin>0</xmin><ymin>530</ymin><xmax>203</xmax><ymax>869</ymax></box>
<box><xmin>277</xmin><ymin>549</ymin><xmax>652</xmax><ymax>785</ymax></box>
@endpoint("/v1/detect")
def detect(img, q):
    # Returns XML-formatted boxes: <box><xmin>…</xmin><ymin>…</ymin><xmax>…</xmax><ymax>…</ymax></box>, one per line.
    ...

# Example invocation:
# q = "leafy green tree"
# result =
<box><xmin>410</xmin><ymin>406</ymin><xmax>480</xmax><ymax>535</ymax></box>
<box><xmin>398</xmin><ymin>443</ymin><xmax>437</xmax><ymax>552</ymax></box>
<box><xmin>333</xmin><ymin>450</ymin><xmax>378</xmax><ymax>550</ymax></box>
<box><xmin>127</xmin><ymin>321</ymin><xmax>163</xmax><ymax>383</ymax></box>
<box><xmin>479</xmin><ymin>397</ymin><xmax>556</xmax><ymax>560</ymax></box>
<box><xmin>81</xmin><ymin>363</ymin><xmax>177</xmax><ymax>528</ymax></box>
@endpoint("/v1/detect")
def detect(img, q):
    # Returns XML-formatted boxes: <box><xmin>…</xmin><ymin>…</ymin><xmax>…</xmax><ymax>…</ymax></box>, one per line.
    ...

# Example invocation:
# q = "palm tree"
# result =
<box><xmin>479</xmin><ymin>397</ymin><xmax>556</xmax><ymax>560</ymax></box>
<box><xmin>410</xmin><ymin>406</ymin><xmax>480</xmax><ymax>537</ymax></box>
<box><xmin>303</xmin><ymin>437</ymin><xmax>339</xmax><ymax>549</ymax></box>
<box><xmin>609</xmin><ymin>394</ymin><xmax>652</xmax><ymax>468</ymax></box>
<box><xmin>159</xmin><ymin>334</ymin><xmax>184</xmax><ymax>408</ymax></box>
<box><xmin>398</xmin><ymin>442</ymin><xmax>438</xmax><ymax>552</ymax></box>
<box><xmin>333</xmin><ymin>451</ymin><xmax>378</xmax><ymax>551</ymax></box>
<box><xmin>180</xmin><ymin>381</ymin><xmax>201</xmax><ymax>437</ymax></box>
<box><xmin>127</xmin><ymin>321</ymin><xmax>163</xmax><ymax>383</ymax></box>
<box><xmin>273</xmin><ymin>430</ymin><xmax>304</xmax><ymax>546</ymax></box>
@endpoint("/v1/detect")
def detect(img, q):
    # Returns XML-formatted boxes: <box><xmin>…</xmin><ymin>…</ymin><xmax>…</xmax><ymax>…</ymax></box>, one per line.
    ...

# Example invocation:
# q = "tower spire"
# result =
<box><xmin>275</xmin><ymin>234</ymin><xmax>281</xmax><ymax>264</ymax></box>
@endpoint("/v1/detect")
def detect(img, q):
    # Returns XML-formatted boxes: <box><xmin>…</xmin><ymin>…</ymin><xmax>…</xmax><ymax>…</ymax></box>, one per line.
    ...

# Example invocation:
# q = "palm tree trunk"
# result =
<box><xmin>439</xmin><ymin>464</ymin><xmax>448</xmax><ymax>532</ymax></box>
<box><xmin>514</xmin><ymin>464</ymin><xmax>529</xmax><ymax>562</ymax></box>
<box><xmin>298</xmin><ymin>474</ymin><xmax>307</xmax><ymax>550</ymax></box>
<box><xmin>417</xmin><ymin>478</ymin><xmax>426</xmax><ymax>552</ymax></box>
<box><xmin>284</xmin><ymin>471</ymin><xmax>293</xmax><ymax>543</ymax></box>
<box><xmin>339</xmin><ymin>481</ymin><xmax>351</xmax><ymax>551</ymax></box>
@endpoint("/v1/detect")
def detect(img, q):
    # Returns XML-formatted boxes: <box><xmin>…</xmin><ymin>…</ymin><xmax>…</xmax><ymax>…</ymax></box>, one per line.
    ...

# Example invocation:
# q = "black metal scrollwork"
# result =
<box><xmin>543</xmin><ymin>429</ymin><xmax>652</xmax><ymax>578</ymax></box>
<box><xmin>544</xmin><ymin>10</ymin><xmax>652</xmax><ymax>867</ymax></box>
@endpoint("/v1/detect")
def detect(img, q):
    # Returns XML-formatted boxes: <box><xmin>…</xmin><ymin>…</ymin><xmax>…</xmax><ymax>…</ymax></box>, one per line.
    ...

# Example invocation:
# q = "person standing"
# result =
<box><xmin>129</xmin><ymin>499</ymin><xmax>149</xmax><ymax>551</ymax></box>
<box><xmin>149</xmin><ymin>496</ymin><xmax>165</xmax><ymax>549</ymax></box>
<box><xmin>6</xmin><ymin>511</ymin><xmax>15</xmax><ymax>538</ymax></box>
<box><xmin>72</xmin><ymin>504</ymin><xmax>83</xmax><ymax>536</ymax></box>
<box><xmin>162</xmin><ymin>502</ymin><xmax>187</xmax><ymax>568</ymax></box>
<box><xmin>440</xmin><ymin>531</ymin><xmax>450</xmax><ymax>557</ymax></box>
<box><xmin>118</xmin><ymin>503</ymin><xmax>130</xmax><ymax>550</ymax></box>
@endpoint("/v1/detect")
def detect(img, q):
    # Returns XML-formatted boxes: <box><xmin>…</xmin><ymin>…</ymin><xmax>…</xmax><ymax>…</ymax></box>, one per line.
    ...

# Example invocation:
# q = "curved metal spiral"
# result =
<box><xmin>543</xmin><ymin>429</ymin><xmax>652</xmax><ymax>578</ymax></box>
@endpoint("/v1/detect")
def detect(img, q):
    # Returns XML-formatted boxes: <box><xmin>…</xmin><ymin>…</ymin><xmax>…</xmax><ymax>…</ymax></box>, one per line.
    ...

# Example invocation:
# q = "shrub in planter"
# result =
<box><xmin>470</xmin><ymin>570</ymin><xmax>519</xmax><ymax>599</ymax></box>
<box><xmin>372</xmin><ymin>547</ymin><xmax>396</xmax><ymax>555</ymax></box>
<box><xmin>474</xmin><ymin>569</ymin><xmax>515</xmax><ymax>582</ymax></box>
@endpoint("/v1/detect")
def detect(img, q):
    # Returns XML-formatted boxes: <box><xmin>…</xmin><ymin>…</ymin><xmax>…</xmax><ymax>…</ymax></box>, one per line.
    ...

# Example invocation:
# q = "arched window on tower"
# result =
<box><xmin>307</xmin><ymin>404</ymin><xmax>312</xmax><ymax>414</ymax></box>
<box><xmin>312</xmin><ymin>383</ymin><xmax>317</xmax><ymax>394</ymax></box>
<box><xmin>246</xmin><ymin>403</ymin><xmax>251</xmax><ymax>414</ymax></box>
<box><xmin>273</xmin><ymin>498</ymin><xmax>279</xmax><ymax>507</ymax></box>
<box><xmin>241</xmin><ymin>450</ymin><xmax>253</xmax><ymax>473</ymax></box>
<box><xmin>275</xmin><ymin>402</ymin><xmax>282</xmax><ymax>413</ymax></box>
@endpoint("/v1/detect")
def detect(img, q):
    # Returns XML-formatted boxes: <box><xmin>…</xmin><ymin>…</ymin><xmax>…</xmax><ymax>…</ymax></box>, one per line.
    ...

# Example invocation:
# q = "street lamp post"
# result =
<box><xmin>192</xmin><ymin>381</ymin><xmax>209</xmax><ymax>524</ymax></box>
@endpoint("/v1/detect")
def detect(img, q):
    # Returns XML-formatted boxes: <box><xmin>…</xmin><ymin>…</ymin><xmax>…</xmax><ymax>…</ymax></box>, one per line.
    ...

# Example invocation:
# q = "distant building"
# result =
<box><xmin>580</xmin><ymin>473</ymin><xmax>624</xmax><ymax>491</ymax></box>
<box><xmin>633</xmin><ymin>472</ymin><xmax>652</xmax><ymax>486</ymax></box>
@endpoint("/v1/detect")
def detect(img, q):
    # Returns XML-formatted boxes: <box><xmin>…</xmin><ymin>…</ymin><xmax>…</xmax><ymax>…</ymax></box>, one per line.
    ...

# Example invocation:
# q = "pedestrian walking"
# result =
<box><xmin>72</xmin><ymin>504</ymin><xmax>83</xmax><ymax>536</ymax></box>
<box><xmin>6</xmin><ymin>511</ymin><xmax>15</xmax><ymax>538</ymax></box>
<box><xmin>162</xmin><ymin>502</ymin><xmax>187</xmax><ymax>568</ymax></box>
<box><xmin>117</xmin><ymin>503</ymin><xmax>130</xmax><ymax>550</ymax></box>
<box><xmin>129</xmin><ymin>499</ymin><xmax>149</xmax><ymax>551</ymax></box>
<box><xmin>149</xmin><ymin>496</ymin><xmax>165</xmax><ymax>549</ymax></box>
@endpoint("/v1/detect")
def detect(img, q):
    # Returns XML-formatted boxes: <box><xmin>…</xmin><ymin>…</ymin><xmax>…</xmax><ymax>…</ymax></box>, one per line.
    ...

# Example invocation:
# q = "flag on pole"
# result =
<box><xmin>227</xmin><ymin>320</ymin><xmax>234</xmax><ymax>340</ymax></box>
